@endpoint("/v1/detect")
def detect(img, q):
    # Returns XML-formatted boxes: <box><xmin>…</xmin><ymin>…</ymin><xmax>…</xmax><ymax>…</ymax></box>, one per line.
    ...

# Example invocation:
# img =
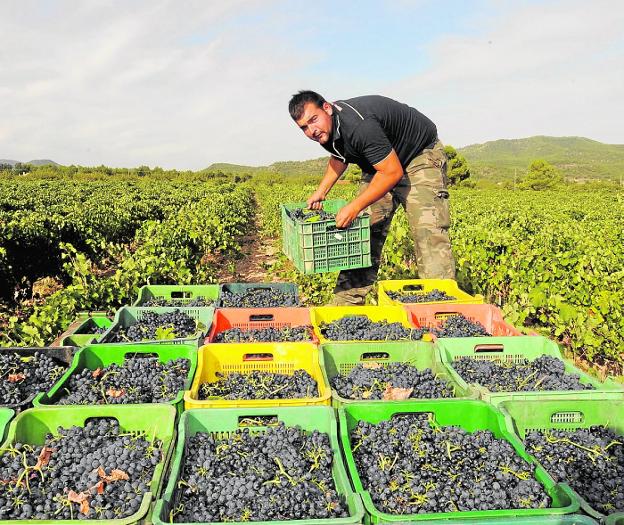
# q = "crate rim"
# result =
<box><xmin>98</xmin><ymin>305</ymin><xmax>214</xmax><ymax>346</ymax></box>
<box><xmin>34</xmin><ymin>343</ymin><xmax>198</xmax><ymax>408</ymax></box>
<box><xmin>0</xmin><ymin>404</ymin><xmax>177</xmax><ymax>525</ymax></box>
<box><xmin>338</xmin><ymin>400</ymin><xmax>581</xmax><ymax>521</ymax></box>
<box><xmin>498</xmin><ymin>398</ymin><xmax>624</xmax><ymax>522</ymax></box>
<box><xmin>319</xmin><ymin>341</ymin><xmax>477</xmax><ymax>407</ymax></box>
<box><xmin>184</xmin><ymin>342</ymin><xmax>331</xmax><ymax>409</ymax></box>
<box><xmin>435</xmin><ymin>336</ymin><xmax>624</xmax><ymax>405</ymax></box>
<box><xmin>151</xmin><ymin>406</ymin><xmax>365</xmax><ymax>525</ymax></box>
<box><xmin>133</xmin><ymin>283</ymin><xmax>220</xmax><ymax>307</ymax></box>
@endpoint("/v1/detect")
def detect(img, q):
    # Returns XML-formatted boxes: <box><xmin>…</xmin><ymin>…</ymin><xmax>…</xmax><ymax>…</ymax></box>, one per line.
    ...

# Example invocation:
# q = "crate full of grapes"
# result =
<box><xmin>281</xmin><ymin>199</ymin><xmax>371</xmax><ymax>274</ymax></box>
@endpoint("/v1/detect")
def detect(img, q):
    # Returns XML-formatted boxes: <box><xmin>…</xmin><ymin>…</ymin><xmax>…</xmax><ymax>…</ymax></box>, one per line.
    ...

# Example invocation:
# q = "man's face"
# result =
<box><xmin>295</xmin><ymin>102</ymin><xmax>333</xmax><ymax>145</ymax></box>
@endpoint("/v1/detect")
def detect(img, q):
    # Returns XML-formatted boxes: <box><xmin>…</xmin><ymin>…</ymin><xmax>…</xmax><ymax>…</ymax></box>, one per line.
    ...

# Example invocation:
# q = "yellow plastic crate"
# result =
<box><xmin>378</xmin><ymin>279</ymin><xmax>484</xmax><ymax>306</ymax></box>
<box><xmin>310</xmin><ymin>305</ymin><xmax>423</xmax><ymax>344</ymax></box>
<box><xmin>184</xmin><ymin>342</ymin><xmax>331</xmax><ymax>409</ymax></box>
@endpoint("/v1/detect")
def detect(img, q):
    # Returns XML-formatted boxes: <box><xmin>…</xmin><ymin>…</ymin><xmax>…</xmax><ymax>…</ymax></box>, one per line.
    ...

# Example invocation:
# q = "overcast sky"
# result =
<box><xmin>1</xmin><ymin>0</ymin><xmax>622</xmax><ymax>170</ymax></box>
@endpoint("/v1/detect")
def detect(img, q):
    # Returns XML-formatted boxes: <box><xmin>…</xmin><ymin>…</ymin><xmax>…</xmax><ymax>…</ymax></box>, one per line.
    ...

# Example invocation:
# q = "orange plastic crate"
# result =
<box><xmin>405</xmin><ymin>303</ymin><xmax>524</xmax><ymax>339</ymax></box>
<box><xmin>205</xmin><ymin>307</ymin><xmax>318</xmax><ymax>344</ymax></box>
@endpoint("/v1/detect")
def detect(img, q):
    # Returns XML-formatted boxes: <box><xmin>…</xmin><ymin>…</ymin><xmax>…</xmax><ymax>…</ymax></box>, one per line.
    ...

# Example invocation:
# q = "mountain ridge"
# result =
<box><xmin>205</xmin><ymin>136</ymin><xmax>624</xmax><ymax>181</ymax></box>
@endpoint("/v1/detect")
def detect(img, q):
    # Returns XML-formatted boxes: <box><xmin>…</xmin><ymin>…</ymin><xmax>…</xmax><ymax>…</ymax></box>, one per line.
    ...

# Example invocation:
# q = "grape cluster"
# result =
<box><xmin>198</xmin><ymin>370</ymin><xmax>318</xmax><ymax>400</ymax></box>
<box><xmin>452</xmin><ymin>356</ymin><xmax>594</xmax><ymax>392</ymax></box>
<box><xmin>319</xmin><ymin>315</ymin><xmax>424</xmax><ymax>341</ymax></box>
<box><xmin>215</xmin><ymin>326</ymin><xmax>312</xmax><ymax>343</ymax></box>
<box><xmin>56</xmin><ymin>357</ymin><xmax>190</xmax><ymax>405</ymax></box>
<box><xmin>0</xmin><ymin>352</ymin><xmax>67</xmax><ymax>406</ymax></box>
<box><xmin>171</xmin><ymin>422</ymin><xmax>348</xmax><ymax>522</ymax></box>
<box><xmin>288</xmin><ymin>208</ymin><xmax>334</xmax><ymax>222</ymax></box>
<box><xmin>331</xmin><ymin>362</ymin><xmax>454</xmax><ymax>400</ymax></box>
<box><xmin>106</xmin><ymin>310</ymin><xmax>197</xmax><ymax>342</ymax></box>
<box><xmin>432</xmin><ymin>315</ymin><xmax>491</xmax><ymax>338</ymax></box>
<box><xmin>142</xmin><ymin>297</ymin><xmax>213</xmax><ymax>307</ymax></box>
<box><xmin>350</xmin><ymin>414</ymin><xmax>550</xmax><ymax>515</ymax></box>
<box><xmin>219</xmin><ymin>288</ymin><xmax>299</xmax><ymax>308</ymax></box>
<box><xmin>524</xmin><ymin>426</ymin><xmax>623</xmax><ymax>514</ymax></box>
<box><xmin>0</xmin><ymin>418</ymin><xmax>162</xmax><ymax>520</ymax></box>
<box><xmin>387</xmin><ymin>289</ymin><xmax>457</xmax><ymax>303</ymax></box>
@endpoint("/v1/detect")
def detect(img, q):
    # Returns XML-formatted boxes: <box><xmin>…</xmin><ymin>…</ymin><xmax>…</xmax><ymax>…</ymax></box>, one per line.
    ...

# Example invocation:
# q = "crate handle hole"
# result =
<box><xmin>237</xmin><ymin>415</ymin><xmax>279</xmax><ymax>427</ymax></box>
<box><xmin>124</xmin><ymin>352</ymin><xmax>159</xmax><ymax>360</ymax></box>
<box><xmin>391</xmin><ymin>411</ymin><xmax>435</xmax><ymax>422</ymax></box>
<box><xmin>171</xmin><ymin>291</ymin><xmax>192</xmax><ymax>299</ymax></box>
<box><xmin>249</xmin><ymin>314</ymin><xmax>274</xmax><ymax>322</ymax></box>
<box><xmin>243</xmin><ymin>353</ymin><xmax>274</xmax><ymax>361</ymax></box>
<box><xmin>402</xmin><ymin>285</ymin><xmax>424</xmax><ymax>292</ymax></box>
<box><xmin>474</xmin><ymin>344</ymin><xmax>504</xmax><ymax>353</ymax></box>
<box><xmin>84</xmin><ymin>416</ymin><xmax>120</xmax><ymax>427</ymax></box>
<box><xmin>361</xmin><ymin>352</ymin><xmax>390</xmax><ymax>360</ymax></box>
<box><xmin>434</xmin><ymin>312</ymin><xmax>460</xmax><ymax>320</ymax></box>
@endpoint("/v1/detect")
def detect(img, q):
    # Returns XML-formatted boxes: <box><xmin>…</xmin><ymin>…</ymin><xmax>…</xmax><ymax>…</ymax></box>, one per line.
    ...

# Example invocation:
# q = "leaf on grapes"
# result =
<box><xmin>106</xmin><ymin>387</ymin><xmax>125</xmax><ymax>398</ymax></box>
<box><xmin>95</xmin><ymin>481</ymin><xmax>105</xmax><ymax>495</ymax></box>
<box><xmin>8</xmin><ymin>372</ymin><xmax>26</xmax><ymax>383</ymax></box>
<box><xmin>382</xmin><ymin>385</ymin><xmax>414</xmax><ymax>400</ymax></box>
<box><xmin>362</xmin><ymin>362</ymin><xmax>382</xmax><ymax>369</ymax></box>
<box><xmin>35</xmin><ymin>446</ymin><xmax>53</xmax><ymax>469</ymax></box>
<box><xmin>92</xmin><ymin>368</ymin><xmax>103</xmax><ymax>379</ymax></box>
<box><xmin>67</xmin><ymin>490</ymin><xmax>90</xmax><ymax>514</ymax></box>
<box><xmin>361</xmin><ymin>391</ymin><xmax>372</xmax><ymax>399</ymax></box>
<box><xmin>97</xmin><ymin>466</ymin><xmax>130</xmax><ymax>482</ymax></box>
<box><xmin>19</xmin><ymin>356</ymin><xmax>35</xmax><ymax>363</ymax></box>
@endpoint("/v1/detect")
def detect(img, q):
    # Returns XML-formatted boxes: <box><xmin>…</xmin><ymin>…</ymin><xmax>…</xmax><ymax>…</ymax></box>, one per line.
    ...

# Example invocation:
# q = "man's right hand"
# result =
<box><xmin>307</xmin><ymin>188</ymin><xmax>326</xmax><ymax>210</ymax></box>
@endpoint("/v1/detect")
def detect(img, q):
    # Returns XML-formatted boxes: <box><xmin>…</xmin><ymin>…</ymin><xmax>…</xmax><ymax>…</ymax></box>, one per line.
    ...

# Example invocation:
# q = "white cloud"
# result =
<box><xmin>0</xmin><ymin>0</ymin><xmax>322</xmax><ymax>168</ymax></box>
<box><xmin>385</xmin><ymin>0</ymin><xmax>624</xmax><ymax>147</ymax></box>
<box><xmin>0</xmin><ymin>0</ymin><xmax>622</xmax><ymax>169</ymax></box>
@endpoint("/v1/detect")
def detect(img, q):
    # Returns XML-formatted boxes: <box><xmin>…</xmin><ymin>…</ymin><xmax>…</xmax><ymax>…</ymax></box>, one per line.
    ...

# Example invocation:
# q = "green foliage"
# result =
<box><xmin>1</xmin><ymin>180</ymin><xmax>253</xmax><ymax>346</ymax></box>
<box><xmin>459</xmin><ymin>135</ymin><xmax>624</xmax><ymax>182</ymax></box>
<box><xmin>519</xmin><ymin>159</ymin><xmax>564</xmax><ymax>190</ymax></box>
<box><xmin>450</xmin><ymin>188</ymin><xmax>624</xmax><ymax>368</ymax></box>
<box><xmin>444</xmin><ymin>145</ymin><xmax>471</xmax><ymax>186</ymax></box>
<box><xmin>2</xmin><ymin>165</ymin><xmax>623</xmax><ymax>374</ymax></box>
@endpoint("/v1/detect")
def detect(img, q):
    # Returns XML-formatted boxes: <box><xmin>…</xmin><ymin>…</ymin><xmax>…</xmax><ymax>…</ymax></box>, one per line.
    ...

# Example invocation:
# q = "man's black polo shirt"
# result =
<box><xmin>320</xmin><ymin>95</ymin><xmax>438</xmax><ymax>180</ymax></box>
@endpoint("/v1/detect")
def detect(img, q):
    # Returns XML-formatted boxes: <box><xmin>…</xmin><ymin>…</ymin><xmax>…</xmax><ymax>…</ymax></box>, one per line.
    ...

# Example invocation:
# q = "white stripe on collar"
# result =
<box><xmin>341</xmin><ymin>101</ymin><xmax>364</xmax><ymax>120</ymax></box>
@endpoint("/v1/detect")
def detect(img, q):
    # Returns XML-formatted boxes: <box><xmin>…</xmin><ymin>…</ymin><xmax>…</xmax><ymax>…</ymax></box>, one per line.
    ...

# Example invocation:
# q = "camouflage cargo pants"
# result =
<box><xmin>331</xmin><ymin>140</ymin><xmax>456</xmax><ymax>305</ymax></box>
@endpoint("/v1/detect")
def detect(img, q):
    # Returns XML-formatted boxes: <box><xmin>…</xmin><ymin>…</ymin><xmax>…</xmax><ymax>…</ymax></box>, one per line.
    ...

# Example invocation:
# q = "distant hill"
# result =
<box><xmin>206</xmin><ymin>136</ymin><xmax>623</xmax><ymax>182</ymax></box>
<box><xmin>206</xmin><ymin>157</ymin><xmax>339</xmax><ymax>178</ymax></box>
<box><xmin>458</xmin><ymin>136</ymin><xmax>624</xmax><ymax>181</ymax></box>
<box><xmin>0</xmin><ymin>159</ymin><xmax>59</xmax><ymax>167</ymax></box>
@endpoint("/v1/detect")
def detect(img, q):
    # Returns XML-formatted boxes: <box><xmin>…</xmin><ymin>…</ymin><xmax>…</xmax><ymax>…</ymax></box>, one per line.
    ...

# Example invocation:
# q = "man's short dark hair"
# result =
<box><xmin>288</xmin><ymin>90</ymin><xmax>326</xmax><ymax>120</ymax></box>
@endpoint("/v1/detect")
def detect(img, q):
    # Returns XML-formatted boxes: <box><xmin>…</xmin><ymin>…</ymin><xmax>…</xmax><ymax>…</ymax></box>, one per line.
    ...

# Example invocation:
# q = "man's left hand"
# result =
<box><xmin>335</xmin><ymin>202</ymin><xmax>362</xmax><ymax>229</ymax></box>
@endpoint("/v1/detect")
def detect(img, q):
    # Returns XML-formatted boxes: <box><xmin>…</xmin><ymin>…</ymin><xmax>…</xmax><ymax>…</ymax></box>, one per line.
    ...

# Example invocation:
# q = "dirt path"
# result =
<box><xmin>216</xmin><ymin>233</ymin><xmax>280</xmax><ymax>283</ymax></box>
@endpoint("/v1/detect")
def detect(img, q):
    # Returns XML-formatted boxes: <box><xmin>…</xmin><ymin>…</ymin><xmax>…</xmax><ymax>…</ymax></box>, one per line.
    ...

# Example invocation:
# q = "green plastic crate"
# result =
<box><xmin>499</xmin><ymin>398</ymin><xmax>624</xmax><ymax>522</ymax></box>
<box><xmin>60</xmin><ymin>316</ymin><xmax>112</xmax><ymax>346</ymax></box>
<box><xmin>319</xmin><ymin>341</ymin><xmax>475</xmax><ymax>407</ymax></box>
<box><xmin>99</xmin><ymin>306</ymin><xmax>214</xmax><ymax>347</ymax></box>
<box><xmin>0</xmin><ymin>346</ymin><xmax>77</xmax><ymax>411</ymax></box>
<box><xmin>281</xmin><ymin>199</ymin><xmax>371</xmax><ymax>274</ymax></box>
<box><xmin>133</xmin><ymin>284</ymin><xmax>219</xmax><ymax>307</ymax></box>
<box><xmin>151</xmin><ymin>406</ymin><xmax>365</xmax><ymax>525</ymax></box>
<box><xmin>0</xmin><ymin>404</ymin><xmax>177</xmax><ymax>525</ymax></box>
<box><xmin>607</xmin><ymin>513</ymin><xmax>624</xmax><ymax>525</ymax></box>
<box><xmin>436</xmin><ymin>336</ymin><xmax>624</xmax><ymax>405</ymax></box>
<box><xmin>35</xmin><ymin>343</ymin><xmax>198</xmax><ymax>412</ymax></box>
<box><xmin>383</xmin><ymin>517</ymin><xmax>598</xmax><ymax>524</ymax></box>
<box><xmin>216</xmin><ymin>282</ymin><xmax>300</xmax><ymax>308</ymax></box>
<box><xmin>0</xmin><ymin>408</ymin><xmax>13</xmax><ymax>443</ymax></box>
<box><xmin>338</xmin><ymin>400</ymin><xmax>580</xmax><ymax>524</ymax></box>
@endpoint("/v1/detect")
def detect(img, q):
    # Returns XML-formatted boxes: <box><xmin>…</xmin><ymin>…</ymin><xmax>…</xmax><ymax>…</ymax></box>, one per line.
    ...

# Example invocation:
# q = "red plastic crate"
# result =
<box><xmin>205</xmin><ymin>307</ymin><xmax>319</xmax><ymax>344</ymax></box>
<box><xmin>405</xmin><ymin>303</ymin><xmax>525</xmax><ymax>339</ymax></box>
